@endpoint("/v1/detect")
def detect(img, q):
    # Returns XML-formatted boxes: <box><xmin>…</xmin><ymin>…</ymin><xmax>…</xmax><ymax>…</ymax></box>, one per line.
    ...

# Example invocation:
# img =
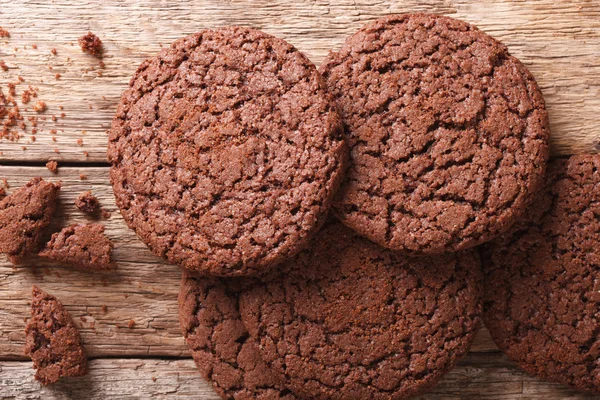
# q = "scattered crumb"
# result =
<box><xmin>77</xmin><ymin>138</ymin><xmax>83</xmax><ymax>146</ymax></box>
<box><xmin>60</xmin><ymin>113</ymin><xmax>65</xmax><ymax>118</ymax></box>
<box><xmin>53</xmin><ymin>148</ymin><xmax>59</xmax><ymax>153</ymax></box>
<box><xmin>2</xmin><ymin>178</ymin><xmax>8</xmax><ymax>188</ymax></box>
<box><xmin>17</xmin><ymin>76</ymin><xmax>24</xmax><ymax>82</ymax></box>
<box><xmin>7</xmin><ymin>83</ymin><xmax>16</xmax><ymax>97</ymax></box>
<box><xmin>151</xmin><ymin>377</ymin><xmax>157</xmax><ymax>382</ymax></box>
<box><xmin>52</xmin><ymin>136</ymin><xmax>57</xmax><ymax>142</ymax></box>
<box><xmin>80</xmin><ymin>316</ymin><xmax>87</xmax><ymax>323</ymax></box>
<box><xmin>83</xmin><ymin>151</ymin><xmax>89</xmax><ymax>157</ymax></box>
<box><xmin>0</xmin><ymin>60</ymin><xmax>8</xmax><ymax>72</ymax></box>
<box><xmin>51</xmin><ymin>48</ymin><xmax>57</xmax><ymax>55</ymax></box>
<box><xmin>30</xmin><ymin>136</ymin><xmax>36</xmax><ymax>142</ymax></box>
<box><xmin>79</xmin><ymin>174</ymin><xmax>87</xmax><ymax>180</ymax></box>
<box><xmin>127</xmin><ymin>320</ymin><xmax>135</xmax><ymax>329</ymax></box>
<box><xmin>50</xmin><ymin>129</ymin><xmax>57</xmax><ymax>134</ymax></box>
<box><xmin>101</xmin><ymin>209</ymin><xmax>111</xmax><ymax>219</ymax></box>
<box><xmin>45</xmin><ymin>160</ymin><xmax>58</xmax><ymax>173</ymax></box>
<box><xmin>88</xmin><ymin>105</ymin><xmax>93</xmax><ymax>109</ymax></box>
<box><xmin>75</xmin><ymin>190</ymin><xmax>99</xmax><ymax>213</ymax></box>
<box><xmin>51</xmin><ymin>115</ymin><xmax>57</xmax><ymax>122</ymax></box>
<box><xmin>0</xmin><ymin>27</ymin><xmax>10</xmax><ymax>38</ymax></box>
<box><xmin>99</xmin><ymin>61</ymin><xmax>105</xmax><ymax>68</ymax></box>
<box><xmin>101</xmin><ymin>305</ymin><xmax>107</xmax><ymax>313</ymax></box>
<box><xmin>54</xmin><ymin>73</ymin><xmax>61</xmax><ymax>80</ymax></box>
<box><xmin>21</xmin><ymin>146</ymin><xmax>27</xmax><ymax>150</ymax></box>
<box><xmin>78</xmin><ymin>32</ymin><xmax>103</xmax><ymax>57</ymax></box>
<box><xmin>33</xmin><ymin>101</ymin><xmax>47</xmax><ymax>112</ymax></box>
<box><xmin>21</xmin><ymin>90</ymin><xmax>31</xmax><ymax>104</ymax></box>
<box><xmin>32</xmin><ymin>43</ymin><xmax>38</xmax><ymax>49</ymax></box>
<box><xmin>59</xmin><ymin>105</ymin><xmax>64</xmax><ymax>110</ymax></box>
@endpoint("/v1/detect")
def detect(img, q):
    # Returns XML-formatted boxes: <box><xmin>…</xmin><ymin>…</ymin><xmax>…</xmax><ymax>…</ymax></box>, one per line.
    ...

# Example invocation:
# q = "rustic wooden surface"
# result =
<box><xmin>0</xmin><ymin>0</ymin><xmax>599</xmax><ymax>399</ymax></box>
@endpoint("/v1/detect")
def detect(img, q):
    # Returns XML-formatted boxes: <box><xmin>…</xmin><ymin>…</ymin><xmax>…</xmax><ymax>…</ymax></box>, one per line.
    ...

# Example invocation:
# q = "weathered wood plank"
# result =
<box><xmin>0</xmin><ymin>166</ymin><xmax>499</xmax><ymax>360</ymax></box>
<box><xmin>0</xmin><ymin>0</ymin><xmax>599</xmax><ymax>162</ymax></box>
<box><xmin>0</xmin><ymin>354</ymin><xmax>595</xmax><ymax>400</ymax></box>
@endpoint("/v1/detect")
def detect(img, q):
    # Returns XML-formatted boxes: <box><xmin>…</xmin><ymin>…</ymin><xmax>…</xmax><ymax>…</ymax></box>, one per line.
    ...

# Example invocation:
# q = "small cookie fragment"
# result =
<box><xmin>0</xmin><ymin>177</ymin><xmax>60</xmax><ymax>263</ymax></box>
<box><xmin>78</xmin><ymin>32</ymin><xmax>103</xmax><ymax>56</ymax></box>
<box><xmin>39</xmin><ymin>223</ymin><xmax>114</xmax><ymax>270</ymax></box>
<box><xmin>75</xmin><ymin>190</ymin><xmax>99</xmax><ymax>213</ymax></box>
<box><xmin>45</xmin><ymin>160</ymin><xmax>58</xmax><ymax>174</ymax></box>
<box><xmin>179</xmin><ymin>272</ymin><xmax>296</xmax><ymax>400</ymax></box>
<box><xmin>24</xmin><ymin>286</ymin><xmax>88</xmax><ymax>385</ymax></box>
<box><xmin>0</xmin><ymin>27</ymin><xmax>9</xmax><ymax>38</ymax></box>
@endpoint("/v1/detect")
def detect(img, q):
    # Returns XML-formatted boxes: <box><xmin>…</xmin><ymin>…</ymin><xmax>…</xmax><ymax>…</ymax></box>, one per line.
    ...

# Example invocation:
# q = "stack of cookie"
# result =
<box><xmin>108</xmin><ymin>13</ymin><xmax>599</xmax><ymax>399</ymax></box>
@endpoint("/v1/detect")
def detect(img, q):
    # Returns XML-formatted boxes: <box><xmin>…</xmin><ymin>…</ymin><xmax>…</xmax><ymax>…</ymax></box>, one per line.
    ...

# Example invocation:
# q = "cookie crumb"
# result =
<box><xmin>77</xmin><ymin>138</ymin><xmax>83</xmax><ymax>146</ymax></box>
<box><xmin>0</xmin><ymin>27</ymin><xmax>10</xmax><ymax>38</ymax></box>
<box><xmin>54</xmin><ymin>73</ymin><xmax>61</xmax><ymax>80</ymax></box>
<box><xmin>79</xmin><ymin>174</ymin><xmax>87</xmax><ymax>180</ymax></box>
<box><xmin>75</xmin><ymin>190</ymin><xmax>99</xmax><ymax>213</ymax></box>
<box><xmin>127</xmin><ymin>319</ymin><xmax>135</xmax><ymax>328</ymax></box>
<box><xmin>0</xmin><ymin>60</ymin><xmax>8</xmax><ymax>71</ymax></box>
<box><xmin>78</xmin><ymin>32</ymin><xmax>103</xmax><ymax>57</ymax></box>
<box><xmin>51</xmin><ymin>48</ymin><xmax>57</xmax><ymax>55</ymax></box>
<box><xmin>151</xmin><ymin>376</ymin><xmax>157</xmax><ymax>382</ymax></box>
<box><xmin>101</xmin><ymin>304</ymin><xmax>107</xmax><ymax>313</ymax></box>
<box><xmin>32</xmin><ymin>43</ymin><xmax>38</xmax><ymax>49</ymax></box>
<box><xmin>33</xmin><ymin>101</ymin><xmax>47</xmax><ymax>112</ymax></box>
<box><xmin>101</xmin><ymin>209</ymin><xmax>111</xmax><ymax>219</ymax></box>
<box><xmin>45</xmin><ymin>160</ymin><xmax>58</xmax><ymax>173</ymax></box>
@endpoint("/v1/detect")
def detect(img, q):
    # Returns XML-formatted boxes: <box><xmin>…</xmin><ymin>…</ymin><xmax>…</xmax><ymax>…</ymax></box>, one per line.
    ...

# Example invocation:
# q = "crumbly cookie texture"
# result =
<box><xmin>108</xmin><ymin>27</ymin><xmax>347</xmax><ymax>277</ymax></box>
<box><xmin>75</xmin><ymin>190</ymin><xmax>99</xmax><ymax>213</ymax></box>
<box><xmin>179</xmin><ymin>272</ymin><xmax>296</xmax><ymax>400</ymax></box>
<box><xmin>482</xmin><ymin>155</ymin><xmax>600</xmax><ymax>394</ymax></box>
<box><xmin>39</xmin><ymin>223</ymin><xmax>114</xmax><ymax>270</ymax></box>
<box><xmin>240</xmin><ymin>221</ymin><xmax>483</xmax><ymax>399</ymax></box>
<box><xmin>24</xmin><ymin>286</ymin><xmax>88</xmax><ymax>385</ymax></box>
<box><xmin>320</xmin><ymin>13</ymin><xmax>549</xmax><ymax>254</ymax></box>
<box><xmin>0</xmin><ymin>177</ymin><xmax>60</xmax><ymax>263</ymax></box>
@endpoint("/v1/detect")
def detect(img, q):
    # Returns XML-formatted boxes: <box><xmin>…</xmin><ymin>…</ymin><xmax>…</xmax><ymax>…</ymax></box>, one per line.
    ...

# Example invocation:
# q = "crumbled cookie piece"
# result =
<box><xmin>75</xmin><ymin>191</ymin><xmax>99</xmax><ymax>213</ymax></box>
<box><xmin>24</xmin><ymin>286</ymin><xmax>88</xmax><ymax>385</ymax></box>
<box><xmin>78</xmin><ymin>32</ymin><xmax>103</xmax><ymax>57</ymax></box>
<box><xmin>0</xmin><ymin>177</ymin><xmax>60</xmax><ymax>263</ymax></box>
<box><xmin>45</xmin><ymin>160</ymin><xmax>58</xmax><ymax>173</ymax></box>
<box><xmin>39</xmin><ymin>223</ymin><xmax>114</xmax><ymax>271</ymax></box>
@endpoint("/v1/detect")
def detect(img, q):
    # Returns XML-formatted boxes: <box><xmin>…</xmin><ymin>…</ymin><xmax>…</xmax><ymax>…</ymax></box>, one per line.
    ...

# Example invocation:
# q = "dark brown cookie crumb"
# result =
<box><xmin>75</xmin><ymin>190</ymin><xmax>99</xmax><ymax>213</ymax></box>
<box><xmin>78</xmin><ymin>32</ymin><xmax>102</xmax><ymax>57</ymax></box>
<box><xmin>0</xmin><ymin>177</ymin><xmax>60</xmax><ymax>263</ymax></box>
<box><xmin>482</xmin><ymin>155</ymin><xmax>600</xmax><ymax>394</ymax></box>
<box><xmin>45</xmin><ymin>160</ymin><xmax>58</xmax><ymax>173</ymax></box>
<box><xmin>0</xmin><ymin>60</ymin><xmax>8</xmax><ymax>71</ymax></box>
<box><xmin>0</xmin><ymin>27</ymin><xmax>9</xmax><ymax>38</ymax></box>
<box><xmin>24</xmin><ymin>286</ymin><xmax>88</xmax><ymax>385</ymax></box>
<box><xmin>127</xmin><ymin>320</ymin><xmax>135</xmax><ymax>328</ymax></box>
<box><xmin>101</xmin><ymin>209</ymin><xmax>111</xmax><ymax>219</ymax></box>
<box><xmin>51</xmin><ymin>48</ymin><xmax>57</xmax><ymax>55</ymax></box>
<box><xmin>79</xmin><ymin>174</ymin><xmax>87</xmax><ymax>180</ymax></box>
<box><xmin>39</xmin><ymin>223</ymin><xmax>114</xmax><ymax>271</ymax></box>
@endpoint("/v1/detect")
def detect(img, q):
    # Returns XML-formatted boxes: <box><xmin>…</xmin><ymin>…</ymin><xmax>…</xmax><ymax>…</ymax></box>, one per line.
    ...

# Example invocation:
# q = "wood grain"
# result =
<box><xmin>0</xmin><ymin>354</ymin><xmax>596</xmax><ymax>400</ymax></box>
<box><xmin>0</xmin><ymin>0</ymin><xmax>599</xmax><ymax>162</ymax></box>
<box><xmin>0</xmin><ymin>166</ymin><xmax>497</xmax><ymax>360</ymax></box>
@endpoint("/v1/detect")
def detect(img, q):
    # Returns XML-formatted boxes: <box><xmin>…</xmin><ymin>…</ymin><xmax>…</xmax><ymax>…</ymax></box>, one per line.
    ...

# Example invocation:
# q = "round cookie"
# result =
<box><xmin>320</xmin><ymin>14</ymin><xmax>549</xmax><ymax>254</ymax></box>
<box><xmin>482</xmin><ymin>155</ymin><xmax>600</xmax><ymax>394</ymax></box>
<box><xmin>108</xmin><ymin>27</ymin><xmax>347</xmax><ymax>277</ymax></box>
<box><xmin>179</xmin><ymin>271</ymin><xmax>297</xmax><ymax>400</ymax></box>
<box><xmin>239</xmin><ymin>221</ymin><xmax>483</xmax><ymax>399</ymax></box>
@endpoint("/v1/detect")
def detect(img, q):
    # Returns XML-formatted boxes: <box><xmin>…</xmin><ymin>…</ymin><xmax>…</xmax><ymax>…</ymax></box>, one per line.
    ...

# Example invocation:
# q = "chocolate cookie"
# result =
<box><xmin>75</xmin><ymin>190</ymin><xmax>99</xmax><ymax>213</ymax></box>
<box><xmin>482</xmin><ymin>155</ymin><xmax>600</xmax><ymax>394</ymax></box>
<box><xmin>39</xmin><ymin>223</ymin><xmax>114</xmax><ymax>270</ymax></box>
<box><xmin>239</xmin><ymin>222</ymin><xmax>482</xmax><ymax>399</ymax></box>
<box><xmin>0</xmin><ymin>177</ymin><xmax>60</xmax><ymax>263</ymax></box>
<box><xmin>320</xmin><ymin>14</ymin><xmax>549</xmax><ymax>254</ymax></box>
<box><xmin>25</xmin><ymin>286</ymin><xmax>88</xmax><ymax>385</ymax></box>
<box><xmin>179</xmin><ymin>272</ymin><xmax>296</xmax><ymax>399</ymax></box>
<box><xmin>108</xmin><ymin>27</ymin><xmax>347</xmax><ymax>277</ymax></box>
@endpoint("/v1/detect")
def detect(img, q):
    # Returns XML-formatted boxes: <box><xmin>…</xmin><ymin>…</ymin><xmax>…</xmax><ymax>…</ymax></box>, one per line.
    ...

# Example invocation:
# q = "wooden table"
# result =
<box><xmin>0</xmin><ymin>1</ymin><xmax>598</xmax><ymax>398</ymax></box>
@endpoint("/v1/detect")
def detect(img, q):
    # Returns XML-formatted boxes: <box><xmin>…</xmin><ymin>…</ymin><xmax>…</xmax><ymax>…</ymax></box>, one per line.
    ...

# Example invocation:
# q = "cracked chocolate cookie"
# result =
<box><xmin>482</xmin><ymin>155</ymin><xmax>600</xmax><ymax>394</ymax></box>
<box><xmin>179</xmin><ymin>272</ymin><xmax>296</xmax><ymax>399</ymax></box>
<box><xmin>25</xmin><ymin>286</ymin><xmax>88</xmax><ymax>385</ymax></box>
<box><xmin>239</xmin><ymin>221</ymin><xmax>483</xmax><ymax>399</ymax></box>
<box><xmin>108</xmin><ymin>27</ymin><xmax>347</xmax><ymax>277</ymax></box>
<box><xmin>320</xmin><ymin>14</ymin><xmax>549</xmax><ymax>254</ymax></box>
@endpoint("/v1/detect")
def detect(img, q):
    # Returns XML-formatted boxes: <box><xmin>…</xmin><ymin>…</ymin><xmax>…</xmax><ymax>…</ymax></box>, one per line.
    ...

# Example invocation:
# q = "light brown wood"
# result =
<box><xmin>0</xmin><ymin>0</ymin><xmax>599</xmax><ymax>162</ymax></box>
<box><xmin>0</xmin><ymin>354</ymin><xmax>596</xmax><ymax>399</ymax></box>
<box><xmin>0</xmin><ymin>166</ymin><xmax>498</xmax><ymax>361</ymax></box>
